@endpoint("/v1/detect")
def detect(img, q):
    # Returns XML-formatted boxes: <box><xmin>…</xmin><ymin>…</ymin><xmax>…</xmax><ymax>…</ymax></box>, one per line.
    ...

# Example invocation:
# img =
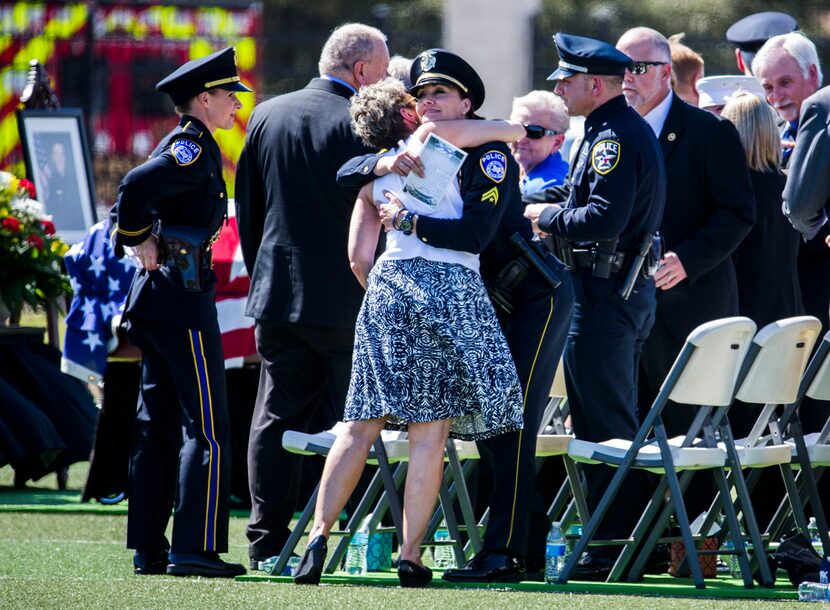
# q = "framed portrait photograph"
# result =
<box><xmin>17</xmin><ymin>108</ymin><xmax>97</xmax><ymax>245</ymax></box>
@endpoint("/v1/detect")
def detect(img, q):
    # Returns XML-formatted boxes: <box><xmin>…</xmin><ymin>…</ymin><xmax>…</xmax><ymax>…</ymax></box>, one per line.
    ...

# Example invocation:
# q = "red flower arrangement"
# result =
<box><xmin>0</xmin><ymin>171</ymin><xmax>71</xmax><ymax>318</ymax></box>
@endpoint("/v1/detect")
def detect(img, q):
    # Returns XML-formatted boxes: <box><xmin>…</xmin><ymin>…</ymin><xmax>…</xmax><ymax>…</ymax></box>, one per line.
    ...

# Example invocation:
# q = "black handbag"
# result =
<box><xmin>158</xmin><ymin>224</ymin><xmax>210</xmax><ymax>291</ymax></box>
<box><xmin>773</xmin><ymin>530</ymin><xmax>825</xmax><ymax>587</ymax></box>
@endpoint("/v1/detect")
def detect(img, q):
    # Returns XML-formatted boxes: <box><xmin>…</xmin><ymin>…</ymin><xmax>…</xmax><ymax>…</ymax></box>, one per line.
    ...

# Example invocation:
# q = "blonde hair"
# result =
<box><xmin>511</xmin><ymin>90</ymin><xmax>569</xmax><ymax>134</ymax></box>
<box><xmin>721</xmin><ymin>91</ymin><xmax>781</xmax><ymax>172</ymax></box>
<box><xmin>668</xmin><ymin>33</ymin><xmax>704</xmax><ymax>91</ymax></box>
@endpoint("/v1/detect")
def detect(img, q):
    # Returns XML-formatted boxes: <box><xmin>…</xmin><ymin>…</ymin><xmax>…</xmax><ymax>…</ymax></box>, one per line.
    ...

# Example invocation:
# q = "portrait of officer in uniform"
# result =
<box><xmin>524</xmin><ymin>32</ymin><xmax>666</xmax><ymax>580</ymax></box>
<box><xmin>110</xmin><ymin>47</ymin><xmax>251</xmax><ymax>578</ymax></box>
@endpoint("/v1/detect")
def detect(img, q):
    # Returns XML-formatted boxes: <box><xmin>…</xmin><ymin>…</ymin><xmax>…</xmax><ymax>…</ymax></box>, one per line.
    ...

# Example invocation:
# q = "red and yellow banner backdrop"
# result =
<box><xmin>0</xmin><ymin>1</ymin><xmax>260</xmax><ymax>195</ymax></box>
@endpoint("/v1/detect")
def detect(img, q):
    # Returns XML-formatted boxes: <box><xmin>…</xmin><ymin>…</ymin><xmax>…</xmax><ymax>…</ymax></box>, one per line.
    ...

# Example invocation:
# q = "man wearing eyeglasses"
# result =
<box><xmin>509</xmin><ymin>90</ymin><xmax>570</xmax><ymax>196</ymax></box>
<box><xmin>615</xmin><ymin>28</ymin><xmax>755</xmax><ymax>438</ymax></box>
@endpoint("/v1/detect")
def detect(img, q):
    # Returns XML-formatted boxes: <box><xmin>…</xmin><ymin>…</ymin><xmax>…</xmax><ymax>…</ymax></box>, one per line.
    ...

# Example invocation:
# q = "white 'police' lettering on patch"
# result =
<box><xmin>591</xmin><ymin>139</ymin><xmax>620</xmax><ymax>175</ymax></box>
<box><xmin>171</xmin><ymin>139</ymin><xmax>202</xmax><ymax>166</ymax></box>
<box><xmin>480</xmin><ymin>150</ymin><xmax>507</xmax><ymax>183</ymax></box>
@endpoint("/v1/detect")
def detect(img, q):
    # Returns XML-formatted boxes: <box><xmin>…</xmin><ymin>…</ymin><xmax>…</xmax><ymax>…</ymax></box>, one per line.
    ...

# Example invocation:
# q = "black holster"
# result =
<box><xmin>158</xmin><ymin>224</ymin><xmax>210</xmax><ymax>291</ymax></box>
<box><xmin>487</xmin><ymin>257</ymin><xmax>529</xmax><ymax>314</ymax></box>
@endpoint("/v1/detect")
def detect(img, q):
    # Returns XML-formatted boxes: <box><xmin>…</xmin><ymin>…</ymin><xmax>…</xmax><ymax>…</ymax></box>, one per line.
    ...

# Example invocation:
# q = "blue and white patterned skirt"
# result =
<box><xmin>345</xmin><ymin>257</ymin><xmax>524</xmax><ymax>441</ymax></box>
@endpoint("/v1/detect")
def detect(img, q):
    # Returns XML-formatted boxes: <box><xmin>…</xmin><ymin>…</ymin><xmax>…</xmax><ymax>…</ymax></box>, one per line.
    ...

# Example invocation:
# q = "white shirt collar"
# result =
<box><xmin>643</xmin><ymin>90</ymin><xmax>673</xmax><ymax>137</ymax></box>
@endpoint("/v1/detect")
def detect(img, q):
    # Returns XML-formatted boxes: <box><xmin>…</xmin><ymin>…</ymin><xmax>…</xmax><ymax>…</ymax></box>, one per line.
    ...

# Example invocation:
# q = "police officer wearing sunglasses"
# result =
<box><xmin>523</xmin><ymin>32</ymin><xmax>666</xmax><ymax>579</ymax></box>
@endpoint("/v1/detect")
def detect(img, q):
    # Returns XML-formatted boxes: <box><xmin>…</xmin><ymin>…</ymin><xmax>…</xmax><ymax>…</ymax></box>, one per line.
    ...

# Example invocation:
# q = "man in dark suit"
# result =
<box><xmin>755</xmin><ymin>35</ymin><xmax>830</xmax><ymax>460</ymax></box>
<box><xmin>615</xmin><ymin>28</ymin><xmax>755</xmax><ymax>434</ymax></box>
<box><xmin>784</xmin><ymin>86</ymin><xmax>830</xmax><ymax>239</ymax></box>
<box><xmin>235</xmin><ymin>23</ymin><xmax>389</xmax><ymax>569</ymax></box>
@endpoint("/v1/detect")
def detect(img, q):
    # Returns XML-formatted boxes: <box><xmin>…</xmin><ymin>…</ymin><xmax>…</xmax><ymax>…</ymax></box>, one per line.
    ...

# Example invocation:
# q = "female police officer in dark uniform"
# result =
<box><xmin>110</xmin><ymin>47</ymin><xmax>250</xmax><ymax>578</ymax></box>
<box><xmin>338</xmin><ymin>50</ymin><xmax>574</xmax><ymax>582</ymax></box>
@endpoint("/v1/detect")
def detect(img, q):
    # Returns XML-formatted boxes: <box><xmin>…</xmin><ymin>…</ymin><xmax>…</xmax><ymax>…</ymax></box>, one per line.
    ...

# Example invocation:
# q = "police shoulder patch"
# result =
<box><xmin>171</xmin><ymin>139</ymin><xmax>202</xmax><ymax>166</ymax></box>
<box><xmin>591</xmin><ymin>139</ymin><xmax>620</xmax><ymax>175</ymax></box>
<box><xmin>479</xmin><ymin>150</ymin><xmax>507</xmax><ymax>183</ymax></box>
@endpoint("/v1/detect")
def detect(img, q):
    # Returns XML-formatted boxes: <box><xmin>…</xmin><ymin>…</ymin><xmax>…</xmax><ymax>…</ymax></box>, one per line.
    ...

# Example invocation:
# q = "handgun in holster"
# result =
<box><xmin>592</xmin><ymin>239</ymin><xmax>619</xmax><ymax>279</ymax></box>
<box><xmin>158</xmin><ymin>222</ymin><xmax>211</xmax><ymax>291</ymax></box>
<box><xmin>510</xmin><ymin>233</ymin><xmax>561</xmax><ymax>289</ymax></box>
<box><xmin>487</xmin><ymin>256</ymin><xmax>529</xmax><ymax>314</ymax></box>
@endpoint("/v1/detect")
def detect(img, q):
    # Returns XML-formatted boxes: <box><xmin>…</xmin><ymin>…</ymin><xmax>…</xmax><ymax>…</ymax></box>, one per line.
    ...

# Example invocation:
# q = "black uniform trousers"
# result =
<box><xmin>126</xmin><ymin>316</ymin><xmax>231</xmax><ymax>554</ymax></box>
<box><xmin>565</xmin><ymin>272</ymin><xmax>655</xmax><ymax>554</ymax></box>
<box><xmin>246</xmin><ymin>320</ymin><xmax>354</xmax><ymax>561</ymax></box>
<box><xmin>477</xmin><ymin>256</ymin><xmax>574</xmax><ymax>560</ymax></box>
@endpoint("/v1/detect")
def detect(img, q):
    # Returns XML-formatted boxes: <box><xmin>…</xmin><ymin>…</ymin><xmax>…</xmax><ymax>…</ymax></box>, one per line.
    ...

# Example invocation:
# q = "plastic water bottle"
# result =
<box><xmin>345</xmin><ymin>520</ymin><xmax>369</xmax><ymax>575</ymax></box>
<box><xmin>433</xmin><ymin>522</ymin><xmax>456</xmax><ymax>570</ymax></box>
<box><xmin>810</xmin><ymin>517</ymin><xmax>821</xmax><ymax>543</ymax></box>
<box><xmin>545</xmin><ymin>521</ymin><xmax>566</xmax><ymax>584</ymax></box>
<box><xmin>721</xmin><ymin>538</ymin><xmax>742</xmax><ymax>579</ymax></box>
<box><xmin>798</xmin><ymin>582</ymin><xmax>830</xmax><ymax>602</ymax></box>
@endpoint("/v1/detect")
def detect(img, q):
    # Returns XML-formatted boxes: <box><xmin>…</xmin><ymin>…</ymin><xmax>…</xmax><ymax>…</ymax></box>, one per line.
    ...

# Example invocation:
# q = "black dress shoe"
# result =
<box><xmin>398</xmin><ymin>560</ymin><xmax>433</xmax><ymax>587</ymax></box>
<box><xmin>571</xmin><ymin>554</ymin><xmax>614</xmax><ymax>581</ymax></box>
<box><xmin>293</xmin><ymin>536</ymin><xmax>328</xmax><ymax>585</ymax></box>
<box><xmin>441</xmin><ymin>550</ymin><xmax>525</xmax><ymax>583</ymax></box>
<box><xmin>166</xmin><ymin>552</ymin><xmax>246</xmax><ymax>578</ymax></box>
<box><xmin>134</xmin><ymin>549</ymin><xmax>169</xmax><ymax>575</ymax></box>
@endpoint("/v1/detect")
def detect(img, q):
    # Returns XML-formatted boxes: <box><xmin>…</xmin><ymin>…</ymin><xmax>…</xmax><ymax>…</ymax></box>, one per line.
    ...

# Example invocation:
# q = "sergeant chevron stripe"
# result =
<box><xmin>481</xmin><ymin>186</ymin><xmax>499</xmax><ymax>205</ymax></box>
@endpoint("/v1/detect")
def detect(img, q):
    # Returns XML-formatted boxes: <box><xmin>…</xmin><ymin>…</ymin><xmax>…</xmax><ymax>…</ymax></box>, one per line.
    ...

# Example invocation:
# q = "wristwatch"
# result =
<box><xmin>398</xmin><ymin>210</ymin><xmax>415</xmax><ymax>236</ymax></box>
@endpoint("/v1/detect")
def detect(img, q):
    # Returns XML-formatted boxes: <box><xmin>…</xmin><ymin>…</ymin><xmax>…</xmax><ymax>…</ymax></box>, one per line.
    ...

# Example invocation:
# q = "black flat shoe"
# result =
<box><xmin>398</xmin><ymin>560</ymin><xmax>433</xmax><ymax>588</ymax></box>
<box><xmin>293</xmin><ymin>535</ymin><xmax>328</xmax><ymax>585</ymax></box>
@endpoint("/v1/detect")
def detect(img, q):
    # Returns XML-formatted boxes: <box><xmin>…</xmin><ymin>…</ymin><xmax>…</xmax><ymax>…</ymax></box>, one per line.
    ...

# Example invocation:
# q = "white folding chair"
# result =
<box><xmin>274</xmin><ymin>425</ymin><xmax>483</xmax><ymax>576</ymax></box>
<box><xmin>559</xmin><ymin>317</ymin><xmax>756</xmax><ymax>588</ymax></box>
<box><xmin>632</xmin><ymin>316</ymin><xmax>820</xmax><ymax>587</ymax></box>
<box><xmin>765</xmin><ymin>330</ymin><xmax>830</xmax><ymax>554</ymax></box>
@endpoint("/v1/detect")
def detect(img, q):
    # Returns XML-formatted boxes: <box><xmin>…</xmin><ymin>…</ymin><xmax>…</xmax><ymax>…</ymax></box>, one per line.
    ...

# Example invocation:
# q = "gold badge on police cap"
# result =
<box><xmin>421</xmin><ymin>50</ymin><xmax>436</xmax><ymax>72</ymax></box>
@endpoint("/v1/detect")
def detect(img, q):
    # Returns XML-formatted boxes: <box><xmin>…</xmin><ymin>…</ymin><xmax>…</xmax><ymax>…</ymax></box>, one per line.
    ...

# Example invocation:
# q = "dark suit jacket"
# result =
<box><xmin>235</xmin><ymin>78</ymin><xmax>372</xmax><ymax>329</ymax></box>
<box><xmin>783</xmin><ymin>86</ymin><xmax>830</xmax><ymax>330</ymax></box>
<box><xmin>655</xmin><ymin>94</ymin><xmax>755</xmax><ymax>338</ymax></box>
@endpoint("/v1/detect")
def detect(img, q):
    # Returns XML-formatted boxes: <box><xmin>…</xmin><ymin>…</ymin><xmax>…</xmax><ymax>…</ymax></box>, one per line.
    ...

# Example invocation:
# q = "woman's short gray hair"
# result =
<box><xmin>350</xmin><ymin>77</ymin><xmax>413</xmax><ymax>150</ymax></box>
<box><xmin>318</xmin><ymin>23</ymin><xmax>387</xmax><ymax>77</ymax></box>
<box><xmin>511</xmin><ymin>90</ymin><xmax>570</xmax><ymax>134</ymax></box>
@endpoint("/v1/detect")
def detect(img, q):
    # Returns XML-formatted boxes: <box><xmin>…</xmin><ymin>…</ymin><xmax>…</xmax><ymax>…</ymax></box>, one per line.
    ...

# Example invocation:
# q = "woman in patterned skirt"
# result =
<box><xmin>294</xmin><ymin>74</ymin><xmax>526</xmax><ymax>587</ymax></box>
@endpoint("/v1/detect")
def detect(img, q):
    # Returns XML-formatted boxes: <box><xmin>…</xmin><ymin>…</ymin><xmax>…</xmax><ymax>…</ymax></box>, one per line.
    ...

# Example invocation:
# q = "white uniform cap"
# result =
<box><xmin>697</xmin><ymin>75</ymin><xmax>764</xmax><ymax>109</ymax></box>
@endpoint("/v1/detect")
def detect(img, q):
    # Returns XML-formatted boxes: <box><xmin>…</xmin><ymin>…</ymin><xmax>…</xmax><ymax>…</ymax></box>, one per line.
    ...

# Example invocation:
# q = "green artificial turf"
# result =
<box><xmin>0</xmin><ymin>464</ymin><xmax>800</xmax><ymax>608</ymax></box>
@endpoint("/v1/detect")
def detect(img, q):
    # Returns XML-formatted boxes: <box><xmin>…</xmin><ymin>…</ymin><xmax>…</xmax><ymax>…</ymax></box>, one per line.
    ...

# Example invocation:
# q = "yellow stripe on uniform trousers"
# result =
<box><xmin>189</xmin><ymin>329</ymin><xmax>221</xmax><ymax>551</ymax></box>
<box><xmin>505</xmin><ymin>295</ymin><xmax>555</xmax><ymax>548</ymax></box>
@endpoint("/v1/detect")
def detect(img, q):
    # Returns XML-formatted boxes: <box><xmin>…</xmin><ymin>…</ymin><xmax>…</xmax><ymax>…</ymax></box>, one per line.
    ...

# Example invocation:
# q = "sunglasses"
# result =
<box><xmin>628</xmin><ymin>61</ymin><xmax>668</xmax><ymax>76</ymax></box>
<box><xmin>524</xmin><ymin>124</ymin><xmax>559</xmax><ymax>139</ymax></box>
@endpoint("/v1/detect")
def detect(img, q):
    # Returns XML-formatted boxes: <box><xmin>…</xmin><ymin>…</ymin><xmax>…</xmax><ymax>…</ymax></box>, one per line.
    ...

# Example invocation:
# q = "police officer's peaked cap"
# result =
<box><xmin>409</xmin><ymin>49</ymin><xmax>486</xmax><ymax>110</ymax></box>
<box><xmin>156</xmin><ymin>47</ymin><xmax>252</xmax><ymax>106</ymax></box>
<box><xmin>547</xmin><ymin>33</ymin><xmax>632</xmax><ymax>81</ymax></box>
<box><xmin>726</xmin><ymin>12</ymin><xmax>798</xmax><ymax>53</ymax></box>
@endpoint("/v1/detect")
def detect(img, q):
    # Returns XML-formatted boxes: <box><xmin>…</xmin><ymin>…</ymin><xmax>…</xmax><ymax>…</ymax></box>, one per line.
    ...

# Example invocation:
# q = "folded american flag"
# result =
<box><xmin>61</xmin><ymin>204</ymin><xmax>257</xmax><ymax>383</ymax></box>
